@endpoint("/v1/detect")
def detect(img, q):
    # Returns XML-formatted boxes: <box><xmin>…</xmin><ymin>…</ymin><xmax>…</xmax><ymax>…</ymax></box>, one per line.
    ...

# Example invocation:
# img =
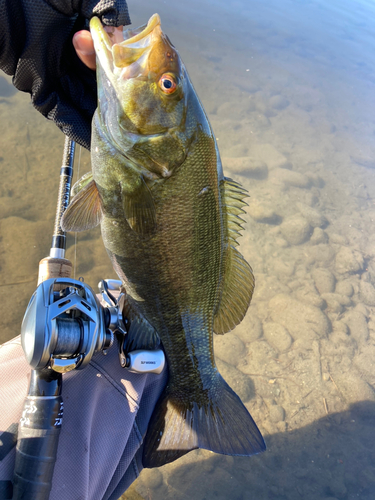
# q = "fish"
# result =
<box><xmin>62</xmin><ymin>14</ymin><xmax>266</xmax><ymax>468</ymax></box>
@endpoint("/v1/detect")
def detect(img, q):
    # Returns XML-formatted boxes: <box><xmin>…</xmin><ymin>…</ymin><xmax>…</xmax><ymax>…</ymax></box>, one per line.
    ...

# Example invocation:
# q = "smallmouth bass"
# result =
<box><xmin>62</xmin><ymin>14</ymin><xmax>265</xmax><ymax>467</ymax></box>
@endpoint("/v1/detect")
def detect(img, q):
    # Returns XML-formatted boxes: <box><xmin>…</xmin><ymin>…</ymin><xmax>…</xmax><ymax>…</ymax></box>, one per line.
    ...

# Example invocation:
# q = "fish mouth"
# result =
<box><xmin>90</xmin><ymin>14</ymin><xmax>162</xmax><ymax>81</ymax></box>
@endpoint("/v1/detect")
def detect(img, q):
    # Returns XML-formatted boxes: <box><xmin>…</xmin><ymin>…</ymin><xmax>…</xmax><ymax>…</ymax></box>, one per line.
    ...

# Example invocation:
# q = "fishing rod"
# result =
<box><xmin>12</xmin><ymin>137</ymin><xmax>165</xmax><ymax>500</ymax></box>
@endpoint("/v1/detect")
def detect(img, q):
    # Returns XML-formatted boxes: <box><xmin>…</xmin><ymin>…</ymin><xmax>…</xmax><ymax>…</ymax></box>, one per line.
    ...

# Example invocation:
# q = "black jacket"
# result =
<box><xmin>0</xmin><ymin>0</ymin><xmax>130</xmax><ymax>149</ymax></box>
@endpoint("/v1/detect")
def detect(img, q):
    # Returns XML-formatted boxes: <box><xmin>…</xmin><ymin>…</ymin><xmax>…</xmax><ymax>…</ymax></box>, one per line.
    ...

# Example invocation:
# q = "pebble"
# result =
<box><xmin>335</xmin><ymin>247</ymin><xmax>364</xmax><ymax>274</ymax></box>
<box><xmin>332</xmin><ymin>321</ymin><xmax>349</xmax><ymax>335</ymax></box>
<box><xmin>248</xmin><ymin>200</ymin><xmax>281</xmax><ymax>224</ymax></box>
<box><xmin>359</xmin><ymin>280</ymin><xmax>375</xmax><ymax>306</ymax></box>
<box><xmin>222</xmin><ymin>157</ymin><xmax>268</xmax><ymax>179</ymax></box>
<box><xmin>335</xmin><ymin>280</ymin><xmax>354</xmax><ymax>297</ymax></box>
<box><xmin>333</xmin><ymin>371</ymin><xmax>375</xmax><ymax>405</ymax></box>
<box><xmin>234</xmin><ymin>314</ymin><xmax>263</xmax><ymax>343</ymax></box>
<box><xmin>321</xmin><ymin>293</ymin><xmax>352</xmax><ymax>307</ymax></box>
<box><xmin>249</xmin><ymin>143</ymin><xmax>291</xmax><ymax>170</ymax></box>
<box><xmin>216</xmin><ymin>358</ymin><xmax>254</xmax><ymax>402</ymax></box>
<box><xmin>143</xmin><ymin>469</ymin><xmax>163</xmax><ymax>489</ymax></box>
<box><xmin>328</xmin><ymin>479</ymin><xmax>347</xmax><ymax>499</ymax></box>
<box><xmin>269</xmin><ymin>168</ymin><xmax>311</xmax><ymax>189</ymax></box>
<box><xmin>312</xmin><ymin>268</ymin><xmax>336</xmax><ymax>294</ymax></box>
<box><xmin>269</xmin><ymin>294</ymin><xmax>330</xmax><ymax>341</ymax></box>
<box><xmin>296</xmin><ymin>203</ymin><xmax>328</xmax><ymax>228</ymax></box>
<box><xmin>263</xmin><ymin>322</ymin><xmax>293</xmax><ymax>351</ymax></box>
<box><xmin>344</xmin><ymin>310</ymin><xmax>369</xmax><ymax>344</ymax></box>
<box><xmin>272</xmin><ymin>258</ymin><xmax>295</xmax><ymax>277</ymax></box>
<box><xmin>329</xmin><ymin>233</ymin><xmax>348</xmax><ymax>245</ymax></box>
<box><xmin>295</xmin><ymin>289</ymin><xmax>325</xmax><ymax>309</ymax></box>
<box><xmin>307</xmin><ymin>245</ymin><xmax>336</xmax><ymax>265</ymax></box>
<box><xmin>353</xmin><ymin>345</ymin><xmax>375</xmax><ymax>379</ymax></box>
<box><xmin>280</xmin><ymin>215</ymin><xmax>312</xmax><ymax>245</ymax></box>
<box><xmin>214</xmin><ymin>333</ymin><xmax>245</xmax><ymax>366</ymax></box>
<box><xmin>268</xmin><ymin>404</ymin><xmax>286</xmax><ymax>423</ymax></box>
<box><xmin>310</xmin><ymin>227</ymin><xmax>328</xmax><ymax>245</ymax></box>
<box><xmin>269</xmin><ymin>95</ymin><xmax>289</xmax><ymax>110</ymax></box>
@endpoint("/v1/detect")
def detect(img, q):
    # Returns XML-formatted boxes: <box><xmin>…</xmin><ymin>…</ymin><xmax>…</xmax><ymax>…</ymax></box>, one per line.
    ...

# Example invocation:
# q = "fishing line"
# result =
<box><xmin>73</xmin><ymin>145</ymin><xmax>82</xmax><ymax>280</ymax></box>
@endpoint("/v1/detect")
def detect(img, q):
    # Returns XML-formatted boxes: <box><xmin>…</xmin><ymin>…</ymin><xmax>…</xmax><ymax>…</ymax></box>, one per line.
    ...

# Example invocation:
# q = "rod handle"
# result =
<box><xmin>12</xmin><ymin>395</ymin><xmax>63</xmax><ymax>500</ymax></box>
<box><xmin>37</xmin><ymin>257</ymin><xmax>72</xmax><ymax>285</ymax></box>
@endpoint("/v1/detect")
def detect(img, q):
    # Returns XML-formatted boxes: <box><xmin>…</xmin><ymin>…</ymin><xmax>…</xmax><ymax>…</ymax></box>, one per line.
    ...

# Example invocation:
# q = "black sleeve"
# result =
<box><xmin>0</xmin><ymin>0</ymin><xmax>130</xmax><ymax>150</ymax></box>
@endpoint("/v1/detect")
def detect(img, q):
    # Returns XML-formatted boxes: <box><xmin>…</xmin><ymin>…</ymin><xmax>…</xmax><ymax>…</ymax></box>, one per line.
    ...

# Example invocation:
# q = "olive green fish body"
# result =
<box><xmin>62</xmin><ymin>14</ymin><xmax>265</xmax><ymax>467</ymax></box>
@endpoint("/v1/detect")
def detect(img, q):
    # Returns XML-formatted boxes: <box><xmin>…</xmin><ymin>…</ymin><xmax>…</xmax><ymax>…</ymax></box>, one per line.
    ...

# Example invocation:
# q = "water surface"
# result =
<box><xmin>1</xmin><ymin>0</ymin><xmax>375</xmax><ymax>499</ymax></box>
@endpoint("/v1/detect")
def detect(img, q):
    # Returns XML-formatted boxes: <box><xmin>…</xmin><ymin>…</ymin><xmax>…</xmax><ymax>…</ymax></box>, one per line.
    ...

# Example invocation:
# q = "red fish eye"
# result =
<box><xmin>159</xmin><ymin>74</ymin><xmax>177</xmax><ymax>94</ymax></box>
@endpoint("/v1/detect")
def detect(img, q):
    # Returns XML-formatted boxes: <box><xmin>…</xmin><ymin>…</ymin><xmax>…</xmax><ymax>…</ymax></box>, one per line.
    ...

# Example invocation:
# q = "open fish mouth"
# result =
<box><xmin>90</xmin><ymin>14</ymin><xmax>162</xmax><ymax>81</ymax></box>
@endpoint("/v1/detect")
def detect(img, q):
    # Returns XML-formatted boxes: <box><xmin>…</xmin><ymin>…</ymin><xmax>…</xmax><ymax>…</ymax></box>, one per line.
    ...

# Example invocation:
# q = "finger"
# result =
<box><xmin>73</xmin><ymin>30</ymin><xmax>96</xmax><ymax>70</ymax></box>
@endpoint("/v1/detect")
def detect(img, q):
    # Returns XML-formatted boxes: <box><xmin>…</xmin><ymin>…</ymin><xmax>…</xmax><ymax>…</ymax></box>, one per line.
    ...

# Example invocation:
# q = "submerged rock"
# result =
<box><xmin>312</xmin><ymin>268</ymin><xmax>336</xmax><ymax>294</ymax></box>
<box><xmin>269</xmin><ymin>294</ymin><xmax>330</xmax><ymax>341</ymax></box>
<box><xmin>270</xmin><ymin>168</ymin><xmax>311</xmax><ymax>189</ymax></box>
<box><xmin>263</xmin><ymin>322</ymin><xmax>293</xmax><ymax>352</ymax></box>
<box><xmin>359</xmin><ymin>280</ymin><xmax>375</xmax><ymax>306</ymax></box>
<box><xmin>280</xmin><ymin>215</ymin><xmax>312</xmax><ymax>245</ymax></box>
<box><xmin>214</xmin><ymin>333</ymin><xmax>245</xmax><ymax>366</ymax></box>
<box><xmin>335</xmin><ymin>247</ymin><xmax>364</xmax><ymax>274</ymax></box>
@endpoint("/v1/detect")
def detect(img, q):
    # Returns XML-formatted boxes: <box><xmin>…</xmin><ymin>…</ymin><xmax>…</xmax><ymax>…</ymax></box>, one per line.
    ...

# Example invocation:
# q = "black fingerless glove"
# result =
<box><xmin>0</xmin><ymin>0</ymin><xmax>130</xmax><ymax>150</ymax></box>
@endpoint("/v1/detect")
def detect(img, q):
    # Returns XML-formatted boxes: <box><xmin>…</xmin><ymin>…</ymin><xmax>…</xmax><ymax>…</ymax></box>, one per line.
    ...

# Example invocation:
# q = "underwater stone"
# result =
<box><xmin>216</xmin><ymin>358</ymin><xmax>254</xmax><ymax>402</ymax></box>
<box><xmin>359</xmin><ymin>280</ymin><xmax>375</xmax><ymax>306</ymax></box>
<box><xmin>269</xmin><ymin>294</ymin><xmax>330</xmax><ymax>341</ymax></box>
<box><xmin>263</xmin><ymin>322</ymin><xmax>293</xmax><ymax>352</ymax></box>
<box><xmin>344</xmin><ymin>310</ymin><xmax>369</xmax><ymax>344</ymax></box>
<box><xmin>214</xmin><ymin>333</ymin><xmax>245</xmax><ymax>366</ymax></box>
<box><xmin>270</xmin><ymin>168</ymin><xmax>312</xmax><ymax>189</ymax></box>
<box><xmin>268</xmin><ymin>404</ymin><xmax>286</xmax><ymax>423</ymax></box>
<box><xmin>234</xmin><ymin>314</ymin><xmax>263</xmax><ymax>343</ymax></box>
<box><xmin>312</xmin><ymin>268</ymin><xmax>336</xmax><ymax>294</ymax></box>
<box><xmin>335</xmin><ymin>280</ymin><xmax>354</xmax><ymax>297</ymax></box>
<box><xmin>310</xmin><ymin>227</ymin><xmax>328</xmax><ymax>245</ymax></box>
<box><xmin>335</xmin><ymin>247</ymin><xmax>364</xmax><ymax>274</ymax></box>
<box><xmin>296</xmin><ymin>203</ymin><xmax>328</xmax><ymax>228</ymax></box>
<box><xmin>280</xmin><ymin>215</ymin><xmax>312</xmax><ymax>245</ymax></box>
<box><xmin>222</xmin><ymin>157</ymin><xmax>268</xmax><ymax>179</ymax></box>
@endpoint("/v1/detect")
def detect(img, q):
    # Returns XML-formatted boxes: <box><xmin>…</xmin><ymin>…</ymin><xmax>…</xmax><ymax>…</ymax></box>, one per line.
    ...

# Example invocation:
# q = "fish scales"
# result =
<box><xmin>62</xmin><ymin>13</ymin><xmax>265</xmax><ymax>468</ymax></box>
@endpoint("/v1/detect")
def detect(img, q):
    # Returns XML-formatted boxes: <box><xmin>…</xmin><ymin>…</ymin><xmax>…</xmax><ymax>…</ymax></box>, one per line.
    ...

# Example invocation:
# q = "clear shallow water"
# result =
<box><xmin>1</xmin><ymin>0</ymin><xmax>375</xmax><ymax>499</ymax></box>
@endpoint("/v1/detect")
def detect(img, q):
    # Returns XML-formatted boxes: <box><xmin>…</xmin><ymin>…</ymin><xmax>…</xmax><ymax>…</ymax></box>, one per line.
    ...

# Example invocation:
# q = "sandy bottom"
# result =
<box><xmin>1</xmin><ymin>0</ymin><xmax>375</xmax><ymax>499</ymax></box>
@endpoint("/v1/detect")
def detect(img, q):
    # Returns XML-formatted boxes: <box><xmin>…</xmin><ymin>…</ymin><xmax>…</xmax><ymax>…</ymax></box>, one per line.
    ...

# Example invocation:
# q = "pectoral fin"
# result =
<box><xmin>61</xmin><ymin>179</ymin><xmax>103</xmax><ymax>232</ymax></box>
<box><xmin>123</xmin><ymin>176</ymin><xmax>156</xmax><ymax>235</ymax></box>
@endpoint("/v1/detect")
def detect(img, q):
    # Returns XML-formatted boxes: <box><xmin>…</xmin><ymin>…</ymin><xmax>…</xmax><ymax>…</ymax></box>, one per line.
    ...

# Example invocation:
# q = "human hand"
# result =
<box><xmin>73</xmin><ymin>26</ymin><xmax>124</xmax><ymax>70</ymax></box>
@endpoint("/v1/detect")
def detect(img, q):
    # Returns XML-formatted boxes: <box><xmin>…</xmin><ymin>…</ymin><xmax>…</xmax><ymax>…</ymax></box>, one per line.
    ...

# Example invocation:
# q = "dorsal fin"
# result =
<box><xmin>213</xmin><ymin>178</ymin><xmax>254</xmax><ymax>334</ymax></box>
<box><xmin>61</xmin><ymin>178</ymin><xmax>103</xmax><ymax>232</ymax></box>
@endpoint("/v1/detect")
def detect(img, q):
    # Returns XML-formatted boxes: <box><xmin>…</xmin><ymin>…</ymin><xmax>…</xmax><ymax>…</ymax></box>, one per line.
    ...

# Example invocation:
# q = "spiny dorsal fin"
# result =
<box><xmin>61</xmin><ymin>178</ymin><xmax>103</xmax><ymax>232</ymax></box>
<box><xmin>213</xmin><ymin>178</ymin><xmax>254</xmax><ymax>334</ymax></box>
<box><xmin>119</xmin><ymin>293</ymin><xmax>160</xmax><ymax>352</ymax></box>
<box><xmin>122</xmin><ymin>176</ymin><xmax>157</xmax><ymax>235</ymax></box>
<box><xmin>222</xmin><ymin>177</ymin><xmax>248</xmax><ymax>247</ymax></box>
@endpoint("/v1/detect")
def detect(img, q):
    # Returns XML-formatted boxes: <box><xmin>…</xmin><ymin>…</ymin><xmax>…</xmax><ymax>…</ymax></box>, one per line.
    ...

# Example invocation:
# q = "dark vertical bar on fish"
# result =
<box><xmin>50</xmin><ymin>136</ymin><xmax>75</xmax><ymax>258</ymax></box>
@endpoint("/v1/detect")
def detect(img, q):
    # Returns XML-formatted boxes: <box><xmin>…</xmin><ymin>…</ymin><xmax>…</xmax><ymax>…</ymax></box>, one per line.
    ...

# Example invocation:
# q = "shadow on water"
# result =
<box><xmin>128</xmin><ymin>401</ymin><xmax>375</xmax><ymax>500</ymax></box>
<box><xmin>0</xmin><ymin>76</ymin><xmax>16</xmax><ymax>98</ymax></box>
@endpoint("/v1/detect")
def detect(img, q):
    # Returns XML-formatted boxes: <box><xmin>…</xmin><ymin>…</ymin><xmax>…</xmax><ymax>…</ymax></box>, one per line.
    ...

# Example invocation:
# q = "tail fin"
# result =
<box><xmin>142</xmin><ymin>375</ymin><xmax>266</xmax><ymax>468</ymax></box>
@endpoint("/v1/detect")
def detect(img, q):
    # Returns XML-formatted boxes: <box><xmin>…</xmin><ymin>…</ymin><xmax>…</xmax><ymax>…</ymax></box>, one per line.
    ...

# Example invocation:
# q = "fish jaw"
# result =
<box><xmin>90</xmin><ymin>15</ymin><xmax>187</xmax><ymax>139</ymax></box>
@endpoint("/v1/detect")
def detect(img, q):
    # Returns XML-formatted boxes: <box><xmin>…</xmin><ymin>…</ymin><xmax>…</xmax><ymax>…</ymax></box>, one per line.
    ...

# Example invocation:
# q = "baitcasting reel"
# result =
<box><xmin>21</xmin><ymin>277</ymin><xmax>165</xmax><ymax>375</ymax></box>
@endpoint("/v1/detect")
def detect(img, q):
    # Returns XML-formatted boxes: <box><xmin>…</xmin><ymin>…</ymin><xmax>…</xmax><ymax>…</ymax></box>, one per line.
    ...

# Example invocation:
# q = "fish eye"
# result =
<box><xmin>159</xmin><ymin>74</ymin><xmax>177</xmax><ymax>94</ymax></box>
